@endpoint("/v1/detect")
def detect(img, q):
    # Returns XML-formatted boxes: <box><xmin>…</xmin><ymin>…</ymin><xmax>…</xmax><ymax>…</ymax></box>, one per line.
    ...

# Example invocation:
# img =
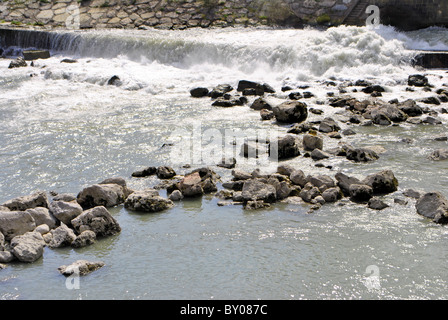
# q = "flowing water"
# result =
<box><xmin>1</xmin><ymin>25</ymin><xmax>448</xmax><ymax>300</ymax></box>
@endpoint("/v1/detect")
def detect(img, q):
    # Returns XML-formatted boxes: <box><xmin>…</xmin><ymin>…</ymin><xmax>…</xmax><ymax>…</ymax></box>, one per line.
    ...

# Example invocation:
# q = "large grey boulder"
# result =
<box><xmin>241</xmin><ymin>179</ymin><xmax>277</xmax><ymax>203</ymax></box>
<box><xmin>2</xmin><ymin>191</ymin><xmax>49</xmax><ymax>211</ymax></box>
<box><xmin>25</xmin><ymin>207</ymin><xmax>58</xmax><ymax>230</ymax></box>
<box><xmin>335</xmin><ymin>172</ymin><xmax>362</xmax><ymax>197</ymax></box>
<box><xmin>49</xmin><ymin>224</ymin><xmax>77</xmax><ymax>248</ymax></box>
<box><xmin>0</xmin><ymin>211</ymin><xmax>36</xmax><ymax>241</ymax></box>
<box><xmin>71</xmin><ymin>206</ymin><xmax>121</xmax><ymax>237</ymax></box>
<box><xmin>10</xmin><ymin>231</ymin><xmax>46</xmax><ymax>263</ymax></box>
<box><xmin>303</xmin><ymin>134</ymin><xmax>323</xmax><ymax>151</ymax></box>
<box><xmin>49</xmin><ymin>200</ymin><xmax>83</xmax><ymax>225</ymax></box>
<box><xmin>58</xmin><ymin>260</ymin><xmax>105</xmax><ymax>277</ymax></box>
<box><xmin>416</xmin><ymin>192</ymin><xmax>448</xmax><ymax>224</ymax></box>
<box><xmin>77</xmin><ymin>184</ymin><xmax>126</xmax><ymax>210</ymax></box>
<box><xmin>290</xmin><ymin>170</ymin><xmax>308</xmax><ymax>187</ymax></box>
<box><xmin>124</xmin><ymin>190</ymin><xmax>174</xmax><ymax>213</ymax></box>
<box><xmin>362</xmin><ymin>170</ymin><xmax>398</xmax><ymax>195</ymax></box>
<box><xmin>272</xmin><ymin>101</ymin><xmax>308</xmax><ymax>123</ymax></box>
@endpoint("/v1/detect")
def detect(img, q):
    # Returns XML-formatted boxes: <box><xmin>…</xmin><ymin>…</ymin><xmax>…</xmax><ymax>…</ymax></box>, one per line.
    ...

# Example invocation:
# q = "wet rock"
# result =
<box><xmin>263</xmin><ymin>83</ymin><xmax>276</xmax><ymax>93</ymax></box>
<box><xmin>217</xmin><ymin>157</ymin><xmax>236</xmax><ymax>169</ymax></box>
<box><xmin>132</xmin><ymin>166</ymin><xmax>157</xmax><ymax>178</ymax></box>
<box><xmin>403</xmin><ymin>189</ymin><xmax>421</xmax><ymax>199</ymax></box>
<box><xmin>276</xmin><ymin>165</ymin><xmax>296</xmax><ymax>177</ymax></box>
<box><xmin>60</xmin><ymin>58</ymin><xmax>78</xmax><ymax>63</ymax></box>
<box><xmin>287</xmin><ymin>122</ymin><xmax>316</xmax><ymax>134</ymax></box>
<box><xmin>190</xmin><ymin>87</ymin><xmax>209</xmax><ymax>98</ymax></box>
<box><xmin>290</xmin><ymin>170</ymin><xmax>308</xmax><ymax>187</ymax></box>
<box><xmin>8</xmin><ymin>57</ymin><xmax>27</xmax><ymax>69</ymax></box>
<box><xmin>156</xmin><ymin>166</ymin><xmax>176</xmax><ymax>179</ymax></box>
<box><xmin>250</xmin><ymin>98</ymin><xmax>272</xmax><ymax>111</ymax></box>
<box><xmin>244</xmin><ymin>200</ymin><xmax>271</xmax><ymax>210</ymax></box>
<box><xmin>408</xmin><ymin>74</ymin><xmax>429</xmax><ymax>87</ymax></box>
<box><xmin>232</xmin><ymin>169</ymin><xmax>252</xmax><ymax>181</ymax></box>
<box><xmin>322</xmin><ymin>187</ymin><xmax>343</xmax><ymax>203</ymax></box>
<box><xmin>272</xmin><ymin>101</ymin><xmax>308</xmax><ymax>124</ymax></box>
<box><xmin>10</xmin><ymin>231</ymin><xmax>45</xmax><ymax>263</ymax></box>
<box><xmin>0</xmin><ymin>211</ymin><xmax>36</xmax><ymax>241</ymax></box>
<box><xmin>303</xmin><ymin>134</ymin><xmax>323</xmax><ymax>151</ymax></box>
<box><xmin>107</xmin><ymin>75</ymin><xmax>122</xmax><ymax>86</ymax></box>
<box><xmin>168</xmin><ymin>190</ymin><xmax>184</xmax><ymax>201</ymax></box>
<box><xmin>428</xmin><ymin>149</ymin><xmax>448</xmax><ymax>161</ymax></box>
<box><xmin>397</xmin><ymin>99</ymin><xmax>423</xmax><ymax>117</ymax></box>
<box><xmin>49</xmin><ymin>224</ymin><xmax>77</xmax><ymax>248</ymax></box>
<box><xmin>288</xmin><ymin>92</ymin><xmax>302</xmax><ymax>100</ymax></box>
<box><xmin>212</xmin><ymin>96</ymin><xmax>246</xmax><ymax>107</ymax></box>
<box><xmin>241</xmin><ymin>179</ymin><xmax>277</xmax><ymax>203</ymax></box>
<box><xmin>362</xmin><ymin>170</ymin><xmax>398</xmax><ymax>195</ymax></box>
<box><xmin>237</xmin><ymin>80</ymin><xmax>265</xmax><ymax>95</ymax></box>
<box><xmin>422</xmin><ymin>116</ymin><xmax>442</xmax><ymax>125</ymax></box>
<box><xmin>0</xmin><ymin>251</ymin><xmax>15</xmax><ymax>264</ymax></box>
<box><xmin>71</xmin><ymin>206</ymin><xmax>121</xmax><ymax>237</ymax></box>
<box><xmin>267</xmin><ymin>177</ymin><xmax>292</xmax><ymax>200</ymax></box>
<box><xmin>319</xmin><ymin>118</ymin><xmax>341</xmax><ymax>133</ymax></box>
<box><xmin>368</xmin><ymin>197</ymin><xmax>389</xmax><ymax>210</ymax></box>
<box><xmin>349</xmin><ymin>184</ymin><xmax>373</xmax><ymax>202</ymax></box>
<box><xmin>77</xmin><ymin>184</ymin><xmax>125</xmax><ymax>210</ymax></box>
<box><xmin>342</xmin><ymin>129</ymin><xmax>356</xmax><ymax>136</ymax></box>
<box><xmin>419</xmin><ymin>96</ymin><xmax>441</xmax><ymax>105</ymax></box>
<box><xmin>58</xmin><ymin>260</ymin><xmax>105</xmax><ymax>277</ymax></box>
<box><xmin>309</xmin><ymin>175</ymin><xmax>336</xmax><ymax>190</ymax></box>
<box><xmin>209</xmin><ymin>84</ymin><xmax>233</xmax><ymax>99</ymax></box>
<box><xmin>345</xmin><ymin>146</ymin><xmax>379</xmax><ymax>162</ymax></box>
<box><xmin>372</xmin><ymin>112</ymin><xmax>392</xmax><ymax>125</ymax></box>
<box><xmin>299</xmin><ymin>184</ymin><xmax>321</xmax><ymax>203</ymax></box>
<box><xmin>124</xmin><ymin>190</ymin><xmax>174</xmax><ymax>213</ymax></box>
<box><xmin>269</xmin><ymin>135</ymin><xmax>301</xmax><ymax>160</ymax></box>
<box><xmin>22</xmin><ymin>50</ymin><xmax>50</xmax><ymax>60</ymax></box>
<box><xmin>311</xmin><ymin>148</ymin><xmax>330</xmax><ymax>161</ymax></box>
<box><xmin>49</xmin><ymin>200</ymin><xmax>83</xmax><ymax>226</ymax></box>
<box><xmin>260</xmin><ymin>109</ymin><xmax>275</xmax><ymax>121</ymax></box>
<box><xmin>25</xmin><ymin>207</ymin><xmax>58</xmax><ymax>230</ymax></box>
<box><xmin>71</xmin><ymin>230</ymin><xmax>96</xmax><ymax>248</ymax></box>
<box><xmin>52</xmin><ymin>193</ymin><xmax>77</xmax><ymax>202</ymax></box>
<box><xmin>2</xmin><ymin>191</ymin><xmax>49</xmax><ymax>211</ymax></box>
<box><xmin>416</xmin><ymin>192</ymin><xmax>448</xmax><ymax>224</ymax></box>
<box><xmin>361</xmin><ymin>85</ymin><xmax>385</xmax><ymax>94</ymax></box>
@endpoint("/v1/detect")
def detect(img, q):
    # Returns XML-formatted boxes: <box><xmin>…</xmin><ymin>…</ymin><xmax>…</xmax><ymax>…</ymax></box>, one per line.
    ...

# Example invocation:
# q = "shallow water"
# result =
<box><xmin>1</xmin><ymin>25</ymin><xmax>448</xmax><ymax>300</ymax></box>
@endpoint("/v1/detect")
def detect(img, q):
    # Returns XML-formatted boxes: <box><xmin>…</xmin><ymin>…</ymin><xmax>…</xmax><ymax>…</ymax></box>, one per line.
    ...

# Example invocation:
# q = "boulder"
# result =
<box><xmin>156</xmin><ymin>166</ymin><xmax>176</xmax><ymax>179</ymax></box>
<box><xmin>71</xmin><ymin>230</ymin><xmax>96</xmax><ymax>248</ymax></box>
<box><xmin>362</xmin><ymin>170</ymin><xmax>398</xmax><ymax>195</ymax></box>
<box><xmin>2</xmin><ymin>191</ymin><xmax>49</xmax><ymax>211</ymax></box>
<box><xmin>416</xmin><ymin>192</ymin><xmax>448</xmax><ymax>224</ymax></box>
<box><xmin>368</xmin><ymin>198</ymin><xmax>389</xmax><ymax>210</ymax></box>
<box><xmin>209</xmin><ymin>84</ymin><xmax>233</xmax><ymax>99</ymax></box>
<box><xmin>0</xmin><ymin>211</ymin><xmax>36</xmax><ymax>241</ymax></box>
<box><xmin>346</xmin><ymin>147</ymin><xmax>379</xmax><ymax>162</ymax></box>
<box><xmin>250</xmin><ymin>98</ymin><xmax>272</xmax><ymax>111</ymax></box>
<box><xmin>49</xmin><ymin>200</ymin><xmax>83</xmax><ymax>225</ymax></box>
<box><xmin>276</xmin><ymin>165</ymin><xmax>296</xmax><ymax>177</ymax></box>
<box><xmin>408</xmin><ymin>74</ymin><xmax>429</xmax><ymax>87</ymax></box>
<box><xmin>131</xmin><ymin>166</ymin><xmax>157</xmax><ymax>178</ymax></box>
<box><xmin>178</xmin><ymin>168</ymin><xmax>219</xmax><ymax>197</ymax></box>
<box><xmin>212</xmin><ymin>96</ymin><xmax>246</xmax><ymax>107</ymax></box>
<box><xmin>168</xmin><ymin>190</ymin><xmax>184</xmax><ymax>201</ymax></box>
<box><xmin>428</xmin><ymin>149</ymin><xmax>448</xmax><ymax>161</ymax></box>
<box><xmin>361</xmin><ymin>85</ymin><xmax>386</xmax><ymax>94</ymax></box>
<box><xmin>10</xmin><ymin>231</ymin><xmax>45</xmax><ymax>263</ymax></box>
<box><xmin>8</xmin><ymin>57</ymin><xmax>27</xmax><ymax>69</ymax></box>
<box><xmin>0</xmin><ymin>251</ymin><xmax>15</xmax><ymax>263</ymax></box>
<box><xmin>71</xmin><ymin>206</ymin><xmax>121</xmax><ymax>237</ymax></box>
<box><xmin>299</xmin><ymin>184</ymin><xmax>321</xmax><ymax>203</ymax></box>
<box><xmin>269</xmin><ymin>135</ymin><xmax>301</xmax><ymax>160</ymax></box>
<box><xmin>25</xmin><ymin>207</ymin><xmax>58</xmax><ymax>230</ymax></box>
<box><xmin>58</xmin><ymin>260</ymin><xmax>105</xmax><ymax>277</ymax></box>
<box><xmin>237</xmin><ymin>80</ymin><xmax>265</xmax><ymax>95</ymax></box>
<box><xmin>77</xmin><ymin>184</ymin><xmax>126</xmax><ymax>210</ymax></box>
<box><xmin>311</xmin><ymin>149</ymin><xmax>330</xmax><ymax>161</ymax></box>
<box><xmin>272</xmin><ymin>101</ymin><xmax>308</xmax><ymax>123</ymax></box>
<box><xmin>52</xmin><ymin>193</ymin><xmax>77</xmax><ymax>202</ymax></box>
<box><xmin>34</xmin><ymin>224</ymin><xmax>50</xmax><ymax>235</ymax></box>
<box><xmin>290</xmin><ymin>170</ymin><xmax>308</xmax><ymax>187</ymax></box>
<box><xmin>241</xmin><ymin>179</ymin><xmax>277</xmax><ymax>203</ymax></box>
<box><xmin>398</xmin><ymin>99</ymin><xmax>423</xmax><ymax>117</ymax></box>
<box><xmin>22</xmin><ymin>50</ymin><xmax>50</xmax><ymax>60</ymax></box>
<box><xmin>309</xmin><ymin>175</ymin><xmax>336</xmax><ymax>190</ymax></box>
<box><xmin>260</xmin><ymin>109</ymin><xmax>275</xmax><ymax>120</ymax></box>
<box><xmin>190</xmin><ymin>87</ymin><xmax>209</xmax><ymax>98</ymax></box>
<box><xmin>318</xmin><ymin>118</ymin><xmax>341</xmax><ymax>133</ymax></box>
<box><xmin>349</xmin><ymin>184</ymin><xmax>373</xmax><ymax>202</ymax></box>
<box><xmin>322</xmin><ymin>187</ymin><xmax>342</xmax><ymax>203</ymax></box>
<box><xmin>232</xmin><ymin>169</ymin><xmax>252</xmax><ymax>181</ymax></box>
<box><xmin>303</xmin><ymin>134</ymin><xmax>323</xmax><ymax>151</ymax></box>
<box><xmin>49</xmin><ymin>224</ymin><xmax>77</xmax><ymax>248</ymax></box>
<box><xmin>125</xmin><ymin>190</ymin><xmax>174</xmax><ymax>213</ymax></box>
<box><xmin>335</xmin><ymin>172</ymin><xmax>362</xmax><ymax>197</ymax></box>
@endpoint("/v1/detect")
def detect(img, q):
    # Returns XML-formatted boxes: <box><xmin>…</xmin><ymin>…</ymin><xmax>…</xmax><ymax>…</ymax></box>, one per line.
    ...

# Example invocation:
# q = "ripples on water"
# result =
<box><xmin>1</xmin><ymin>25</ymin><xmax>448</xmax><ymax>300</ymax></box>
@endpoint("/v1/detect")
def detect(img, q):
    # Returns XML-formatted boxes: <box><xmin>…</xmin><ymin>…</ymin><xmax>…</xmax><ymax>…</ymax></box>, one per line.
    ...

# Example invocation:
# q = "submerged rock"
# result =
<box><xmin>416</xmin><ymin>192</ymin><xmax>448</xmax><ymax>224</ymax></box>
<box><xmin>71</xmin><ymin>230</ymin><xmax>96</xmax><ymax>248</ymax></box>
<box><xmin>428</xmin><ymin>149</ymin><xmax>448</xmax><ymax>161</ymax></box>
<box><xmin>368</xmin><ymin>197</ymin><xmax>389</xmax><ymax>210</ymax></box>
<box><xmin>58</xmin><ymin>260</ymin><xmax>105</xmax><ymax>277</ymax></box>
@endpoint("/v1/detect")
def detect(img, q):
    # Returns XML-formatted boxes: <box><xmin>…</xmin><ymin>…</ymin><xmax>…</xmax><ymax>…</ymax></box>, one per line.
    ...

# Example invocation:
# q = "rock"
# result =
<box><xmin>77</xmin><ymin>184</ymin><xmax>126</xmax><ymax>210</ymax></box>
<box><xmin>288</xmin><ymin>122</ymin><xmax>315</xmax><ymax>134</ymax></box>
<box><xmin>169</xmin><ymin>190</ymin><xmax>184</xmax><ymax>201</ymax></box>
<box><xmin>49</xmin><ymin>224</ymin><xmax>77</xmax><ymax>248</ymax></box>
<box><xmin>49</xmin><ymin>200</ymin><xmax>83</xmax><ymax>226</ymax></box>
<box><xmin>349</xmin><ymin>184</ymin><xmax>373</xmax><ymax>202</ymax></box>
<box><xmin>322</xmin><ymin>187</ymin><xmax>342</xmax><ymax>203</ymax></box>
<box><xmin>398</xmin><ymin>99</ymin><xmax>423</xmax><ymax>117</ymax></box>
<box><xmin>124</xmin><ymin>190</ymin><xmax>174</xmax><ymax>213</ymax></box>
<box><xmin>263</xmin><ymin>83</ymin><xmax>276</xmax><ymax>93</ymax></box>
<box><xmin>299</xmin><ymin>184</ymin><xmax>321</xmax><ymax>203</ymax></box>
<box><xmin>244</xmin><ymin>200</ymin><xmax>271</xmax><ymax>210</ymax></box>
<box><xmin>267</xmin><ymin>177</ymin><xmax>291</xmax><ymax>200</ymax></box>
<box><xmin>335</xmin><ymin>172</ymin><xmax>361</xmax><ymax>197</ymax></box>
<box><xmin>190</xmin><ymin>87</ymin><xmax>209</xmax><ymax>98</ymax></box>
<box><xmin>132</xmin><ymin>166</ymin><xmax>157</xmax><ymax>178</ymax></box>
<box><xmin>428</xmin><ymin>149</ymin><xmax>448</xmax><ymax>161</ymax></box>
<box><xmin>217</xmin><ymin>157</ymin><xmax>236</xmax><ymax>169</ymax></box>
<box><xmin>289</xmin><ymin>92</ymin><xmax>303</xmax><ymax>100</ymax></box>
<box><xmin>269</xmin><ymin>135</ymin><xmax>301</xmax><ymax>160</ymax></box>
<box><xmin>0</xmin><ymin>211</ymin><xmax>36</xmax><ymax>241</ymax></box>
<box><xmin>303</xmin><ymin>134</ymin><xmax>323</xmax><ymax>151</ymax></box>
<box><xmin>362</xmin><ymin>85</ymin><xmax>385</xmax><ymax>94</ymax></box>
<box><xmin>209</xmin><ymin>84</ymin><xmax>233</xmax><ymax>99</ymax></box>
<box><xmin>10</xmin><ymin>231</ymin><xmax>45</xmax><ymax>263</ymax></box>
<box><xmin>22</xmin><ymin>50</ymin><xmax>50</xmax><ymax>60</ymax></box>
<box><xmin>250</xmin><ymin>98</ymin><xmax>272</xmax><ymax>111</ymax></box>
<box><xmin>2</xmin><ymin>191</ymin><xmax>49</xmax><ymax>211</ymax></box>
<box><xmin>34</xmin><ymin>224</ymin><xmax>50</xmax><ymax>235</ymax></box>
<box><xmin>71</xmin><ymin>206</ymin><xmax>121</xmax><ymax>237</ymax></box>
<box><xmin>222</xmin><ymin>180</ymin><xmax>245</xmax><ymax>191</ymax></box>
<box><xmin>212</xmin><ymin>96</ymin><xmax>246</xmax><ymax>107</ymax></box>
<box><xmin>60</xmin><ymin>58</ymin><xmax>78</xmax><ymax>63</ymax></box>
<box><xmin>260</xmin><ymin>109</ymin><xmax>275</xmax><ymax>121</ymax></box>
<box><xmin>416</xmin><ymin>192</ymin><xmax>448</xmax><ymax>224</ymax></box>
<box><xmin>403</xmin><ymin>189</ymin><xmax>421</xmax><ymax>199</ymax></box>
<box><xmin>408</xmin><ymin>74</ymin><xmax>429</xmax><ymax>87</ymax></box>
<box><xmin>241</xmin><ymin>179</ymin><xmax>277</xmax><ymax>203</ymax></box>
<box><xmin>318</xmin><ymin>118</ymin><xmax>341</xmax><ymax>133</ymax></box>
<box><xmin>342</xmin><ymin>129</ymin><xmax>356</xmax><ymax>136</ymax></box>
<box><xmin>290</xmin><ymin>170</ymin><xmax>308</xmax><ymax>187</ymax></box>
<box><xmin>232</xmin><ymin>169</ymin><xmax>252</xmax><ymax>181</ymax></box>
<box><xmin>0</xmin><ymin>206</ymin><xmax>10</xmax><ymax>211</ymax></box>
<box><xmin>71</xmin><ymin>230</ymin><xmax>96</xmax><ymax>248</ymax></box>
<box><xmin>277</xmin><ymin>165</ymin><xmax>296</xmax><ymax>177</ymax></box>
<box><xmin>58</xmin><ymin>260</ymin><xmax>105</xmax><ymax>277</ymax></box>
<box><xmin>362</xmin><ymin>170</ymin><xmax>398</xmax><ymax>195</ymax></box>
<box><xmin>309</xmin><ymin>175</ymin><xmax>336</xmax><ymax>190</ymax></box>
<box><xmin>107</xmin><ymin>75</ymin><xmax>122</xmax><ymax>86</ymax></box>
<box><xmin>25</xmin><ymin>207</ymin><xmax>58</xmax><ymax>230</ymax></box>
<box><xmin>237</xmin><ymin>80</ymin><xmax>265</xmax><ymax>95</ymax></box>
<box><xmin>0</xmin><ymin>232</ymin><xmax>4</xmax><ymax>251</ymax></box>
<box><xmin>346</xmin><ymin>147</ymin><xmax>379</xmax><ymax>162</ymax></box>
<box><xmin>422</xmin><ymin>116</ymin><xmax>442</xmax><ymax>125</ymax></box>
<box><xmin>8</xmin><ymin>57</ymin><xmax>27</xmax><ymax>69</ymax></box>
<box><xmin>368</xmin><ymin>197</ymin><xmax>389</xmax><ymax>210</ymax></box>
<box><xmin>372</xmin><ymin>112</ymin><xmax>392</xmax><ymax>126</ymax></box>
<box><xmin>272</xmin><ymin>101</ymin><xmax>308</xmax><ymax>124</ymax></box>
<box><xmin>179</xmin><ymin>168</ymin><xmax>219</xmax><ymax>197</ymax></box>
<box><xmin>311</xmin><ymin>149</ymin><xmax>330</xmax><ymax>161</ymax></box>
<box><xmin>52</xmin><ymin>193</ymin><xmax>77</xmax><ymax>202</ymax></box>
<box><xmin>0</xmin><ymin>251</ymin><xmax>15</xmax><ymax>263</ymax></box>
<box><xmin>419</xmin><ymin>96</ymin><xmax>441</xmax><ymax>105</ymax></box>
<box><xmin>156</xmin><ymin>166</ymin><xmax>176</xmax><ymax>179</ymax></box>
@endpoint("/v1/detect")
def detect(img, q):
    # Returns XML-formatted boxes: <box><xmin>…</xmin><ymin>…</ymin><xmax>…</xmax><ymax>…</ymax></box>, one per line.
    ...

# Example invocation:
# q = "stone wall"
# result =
<box><xmin>0</xmin><ymin>0</ymin><xmax>296</xmax><ymax>30</ymax></box>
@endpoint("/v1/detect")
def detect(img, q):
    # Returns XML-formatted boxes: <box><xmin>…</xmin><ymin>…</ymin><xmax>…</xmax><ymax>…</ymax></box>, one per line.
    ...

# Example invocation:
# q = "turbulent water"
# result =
<box><xmin>1</xmin><ymin>25</ymin><xmax>448</xmax><ymax>300</ymax></box>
